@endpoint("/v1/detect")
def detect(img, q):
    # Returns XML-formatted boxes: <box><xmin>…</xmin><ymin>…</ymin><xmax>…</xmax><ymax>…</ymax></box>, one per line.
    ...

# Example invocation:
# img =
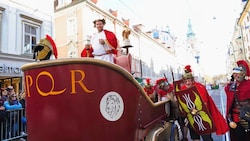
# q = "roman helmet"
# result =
<box><xmin>145</xmin><ymin>78</ymin><xmax>151</xmax><ymax>87</ymax></box>
<box><xmin>156</xmin><ymin>78</ymin><xmax>169</xmax><ymax>89</ymax></box>
<box><xmin>236</xmin><ymin>60</ymin><xmax>250</xmax><ymax>80</ymax></box>
<box><xmin>182</xmin><ymin>65</ymin><xmax>194</xmax><ymax>80</ymax></box>
<box><xmin>33</xmin><ymin>35</ymin><xmax>58</xmax><ymax>61</ymax></box>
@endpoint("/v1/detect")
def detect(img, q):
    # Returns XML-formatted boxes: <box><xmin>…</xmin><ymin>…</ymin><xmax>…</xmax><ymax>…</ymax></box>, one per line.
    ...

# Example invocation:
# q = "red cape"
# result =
<box><xmin>207</xmin><ymin>93</ymin><xmax>229</xmax><ymax>135</ymax></box>
<box><xmin>104</xmin><ymin>30</ymin><xmax>118</xmax><ymax>55</ymax></box>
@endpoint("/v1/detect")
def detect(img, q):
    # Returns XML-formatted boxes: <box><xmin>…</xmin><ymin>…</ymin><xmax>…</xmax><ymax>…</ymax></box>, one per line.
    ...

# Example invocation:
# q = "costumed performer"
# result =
<box><xmin>181</xmin><ymin>65</ymin><xmax>229</xmax><ymax>141</ymax></box>
<box><xmin>81</xmin><ymin>18</ymin><xmax>118</xmax><ymax>63</ymax></box>
<box><xmin>225</xmin><ymin>60</ymin><xmax>250</xmax><ymax>141</ymax></box>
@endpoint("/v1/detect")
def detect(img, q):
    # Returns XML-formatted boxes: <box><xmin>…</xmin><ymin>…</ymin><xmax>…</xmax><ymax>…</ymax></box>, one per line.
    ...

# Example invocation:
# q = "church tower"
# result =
<box><xmin>186</xmin><ymin>18</ymin><xmax>199</xmax><ymax>64</ymax></box>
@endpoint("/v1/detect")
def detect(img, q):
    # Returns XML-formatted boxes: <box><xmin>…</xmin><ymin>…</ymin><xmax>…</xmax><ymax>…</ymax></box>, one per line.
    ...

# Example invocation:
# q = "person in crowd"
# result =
<box><xmin>4</xmin><ymin>92</ymin><xmax>22</xmax><ymax>110</ymax></box>
<box><xmin>81</xmin><ymin>18</ymin><xmax>118</xmax><ymax>63</ymax></box>
<box><xmin>154</xmin><ymin>77</ymin><xmax>174</xmax><ymax>102</ymax></box>
<box><xmin>0</xmin><ymin>94</ymin><xmax>7</xmax><ymax>122</ymax></box>
<box><xmin>153</xmin><ymin>77</ymin><xmax>184</xmax><ymax>140</ymax></box>
<box><xmin>0</xmin><ymin>88</ymin><xmax>8</xmax><ymax>102</ymax></box>
<box><xmin>0</xmin><ymin>95</ymin><xmax>7</xmax><ymax>140</ymax></box>
<box><xmin>4</xmin><ymin>92</ymin><xmax>23</xmax><ymax>137</ymax></box>
<box><xmin>225</xmin><ymin>60</ymin><xmax>250</xmax><ymax>141</ymax></box>
<box><xmin>0</xmin><ymin>88</ymin><xmax>8</xmax><ymax>139</ymax></box>
<box><xmin>6</xmin><ymin>86</ymin><xmax>14</xmax><ymax>98</ymax></box>
<box><xmin>180</xmin><ymin>65</ymin><xmax>229</xmax><ymax>141</ymax></box>
<box><xmin>81</xmin><ymin>44</ymin><xmax>94</xmax><ymax>58</ymax></box>
<box><xmin>143</xmin><ymin>78</ymin><xmax>155</xmax><ymax>102</ymax></box>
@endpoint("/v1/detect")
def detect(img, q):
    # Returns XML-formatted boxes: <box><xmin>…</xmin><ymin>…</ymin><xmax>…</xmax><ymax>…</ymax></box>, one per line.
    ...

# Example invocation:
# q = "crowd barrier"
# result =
<box><xmin>0</xmin><ymin>108</ymin><xmax>27</xmax><ymax>141</ymax></box>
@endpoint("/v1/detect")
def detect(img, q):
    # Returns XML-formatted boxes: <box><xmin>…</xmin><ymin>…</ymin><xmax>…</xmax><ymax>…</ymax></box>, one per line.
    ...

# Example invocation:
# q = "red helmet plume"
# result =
<box><xmin>184</xmin><ymin>65</ymin><xmax>192</xmax><ymax>73</ymax></box>
<box><xmin>145</xmin><ymin>78</ymin><xmax>151</xmax><ymax>84</ymax></box>
<box><xmin>237</xmin><ymin>60</ymin><xmax>250</xmax><ymax>76</ymax></box>
<box><xmin>46</xmin><ymin>35</ymin><xmax>58</xmax><ymax>59</ymax></box>
<box><xmin>183</xmin><ymin>65</ymin><xmax>193</xmax><ymax>80</ymax></box>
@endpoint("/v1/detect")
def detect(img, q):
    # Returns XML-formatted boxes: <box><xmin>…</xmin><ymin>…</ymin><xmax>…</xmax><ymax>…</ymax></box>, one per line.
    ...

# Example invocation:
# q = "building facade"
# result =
<box><xmin>0</xmin><ymin>0</ymin><xmax>54</xmax><ymax>93</ymax></box>
<box><xmin>227</xmin><ymin>0</ymin><xmax>250</xmax><ymax>77</ymax></box>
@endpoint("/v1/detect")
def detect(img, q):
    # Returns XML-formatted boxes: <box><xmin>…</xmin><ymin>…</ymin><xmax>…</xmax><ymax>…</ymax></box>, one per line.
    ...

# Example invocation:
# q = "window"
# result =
<box><xmin>58</xmin><ymin>0</ymin><xmax>72</xmax><ymax>7</ymax></box>
<box><xmin>58</xmin><ymin>0</ymin><xmax>64</xmax><ymax>6</ymax></box>
<box><xmin>23</xmin><ymin>23</ymin><xmax>40</xmax><ymax>54</ymax></box>
<box><xmin>67</xmin><ymin>17</ymin><xmax>76</xmax><ymax>36</ymax></box>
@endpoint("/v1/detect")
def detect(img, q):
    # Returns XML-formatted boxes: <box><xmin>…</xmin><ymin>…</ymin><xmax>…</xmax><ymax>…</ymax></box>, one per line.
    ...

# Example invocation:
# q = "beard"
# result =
<box><xmin>235</xmin><ymin>75</ymin><xmax>245</xmax><ymax>82</ymax></box>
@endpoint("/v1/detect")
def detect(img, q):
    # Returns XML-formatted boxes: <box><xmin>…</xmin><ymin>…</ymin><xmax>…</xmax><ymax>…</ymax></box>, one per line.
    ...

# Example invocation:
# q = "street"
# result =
<box><xmin>208</xmin><ymin>87</ymin><xmax>229</xmax><ymax>141</ymax></box>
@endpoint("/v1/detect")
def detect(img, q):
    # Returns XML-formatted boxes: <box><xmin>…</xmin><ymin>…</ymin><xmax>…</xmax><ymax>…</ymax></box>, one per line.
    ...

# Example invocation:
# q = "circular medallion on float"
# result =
<box><xmin>100</xmin><ymin>91</ymin><xmax>124</xmax><ymax>121</ymax></box>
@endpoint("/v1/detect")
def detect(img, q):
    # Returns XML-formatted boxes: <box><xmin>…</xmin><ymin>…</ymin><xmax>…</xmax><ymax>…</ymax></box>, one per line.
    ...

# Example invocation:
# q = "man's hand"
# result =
<box><xmin>0</xmin><ymin>106</ymin><xmax>5</xmax><ymax>110</ymax></box>
<box><xmin>85</xmin><ymin>44</ymin><xmax>91</xmax><ymax>50</ymax></box>
<box><xmin>99</xmin><ymin>39</ymin><xmax>105</xmax><ymax>45</ymax></box>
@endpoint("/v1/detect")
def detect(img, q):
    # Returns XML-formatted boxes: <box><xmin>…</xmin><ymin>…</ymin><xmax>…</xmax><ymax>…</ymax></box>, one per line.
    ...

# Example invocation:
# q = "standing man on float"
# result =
<box><xmin>81</xmin><ymin>18</ymin><xmax>118</xmax><ymax>63</ymax></box>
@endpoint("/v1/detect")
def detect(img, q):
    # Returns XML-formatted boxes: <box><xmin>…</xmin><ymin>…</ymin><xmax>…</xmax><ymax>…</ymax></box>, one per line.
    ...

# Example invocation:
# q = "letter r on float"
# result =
<box><xmin>70</xmin><ymin>70</ymin><xmax>94</xmax><ymax>94</ymax></box>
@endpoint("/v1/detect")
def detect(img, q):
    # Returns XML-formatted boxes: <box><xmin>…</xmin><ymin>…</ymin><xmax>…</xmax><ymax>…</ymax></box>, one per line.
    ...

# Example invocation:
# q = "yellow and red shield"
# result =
<box><xmin>174</xmin><ymin>86</ymin><xmax>216</xmax><ymax>135</ymax></box>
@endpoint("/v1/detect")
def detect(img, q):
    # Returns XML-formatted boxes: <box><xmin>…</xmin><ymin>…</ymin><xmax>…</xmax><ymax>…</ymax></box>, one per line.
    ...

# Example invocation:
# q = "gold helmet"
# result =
<box><xmin>33</xmin><ymin>35</ymin><xmax>58</xmax><ymax>61</ymax></box>
<box><xmin>235</xmin><ymin>60</ymin><xmax>250</xmax><ymax>80</ymax></box>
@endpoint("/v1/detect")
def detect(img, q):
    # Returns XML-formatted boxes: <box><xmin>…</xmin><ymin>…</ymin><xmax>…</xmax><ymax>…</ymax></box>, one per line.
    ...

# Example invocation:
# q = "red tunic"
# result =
<box><xmin>225</xmin><ymin>80</ymin><xmax>250</xmax><ymax>122</ymax></box>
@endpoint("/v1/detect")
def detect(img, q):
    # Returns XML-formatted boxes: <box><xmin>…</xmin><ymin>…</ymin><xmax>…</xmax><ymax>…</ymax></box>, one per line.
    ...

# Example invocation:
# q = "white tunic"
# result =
<box><xmin>91</xmin><ymin>31</ymin><xmax>114</xmax><ymax>63</ymax></box>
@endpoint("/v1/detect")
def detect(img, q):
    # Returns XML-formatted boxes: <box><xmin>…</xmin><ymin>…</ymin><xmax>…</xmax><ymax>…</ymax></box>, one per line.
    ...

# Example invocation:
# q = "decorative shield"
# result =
<box><xmin>174</xmin><ymin>86</ymin><xmax>216</xmax><ymax>135</ymax></box>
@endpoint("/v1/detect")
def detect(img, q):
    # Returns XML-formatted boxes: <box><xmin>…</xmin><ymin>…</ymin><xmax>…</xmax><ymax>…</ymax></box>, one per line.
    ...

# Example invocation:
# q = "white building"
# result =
<box><xmin>0</xmin><ymin>0</ymin><xmax>54</xmax><ymax>92</ymax></box>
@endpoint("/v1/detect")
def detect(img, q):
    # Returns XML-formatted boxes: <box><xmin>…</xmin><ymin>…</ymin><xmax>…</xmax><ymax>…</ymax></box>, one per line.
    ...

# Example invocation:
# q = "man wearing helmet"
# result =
<box><xmin>225</xmin><ymin>60</ymin><xmax>250</xmax><ymax>141</ymax></box>
<box><xmin>181</xmin><ymin>65</ymin><xmax>228</xmax><ymax>141</ymax></box>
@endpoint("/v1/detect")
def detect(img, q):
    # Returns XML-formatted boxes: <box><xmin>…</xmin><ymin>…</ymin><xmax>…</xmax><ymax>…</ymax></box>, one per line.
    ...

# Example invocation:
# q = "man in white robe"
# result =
<box><xmin>81</xmin><ymin>19</ymin><xmax>118</xmax><ymax>63</ymax></box>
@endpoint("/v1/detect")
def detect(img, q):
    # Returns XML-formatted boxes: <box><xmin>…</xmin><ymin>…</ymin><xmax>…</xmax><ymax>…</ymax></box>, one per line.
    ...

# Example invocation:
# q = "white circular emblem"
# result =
<box><xmin>100</xmin><ymin>91</ymin><xmax>124</xmax><ymax>121</ymax></box>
